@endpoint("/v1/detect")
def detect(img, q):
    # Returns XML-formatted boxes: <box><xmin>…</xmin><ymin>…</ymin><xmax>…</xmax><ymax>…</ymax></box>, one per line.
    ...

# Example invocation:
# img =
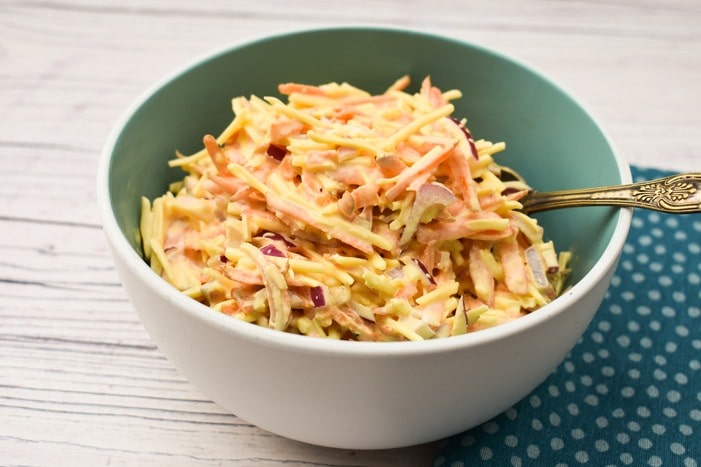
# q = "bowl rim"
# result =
<box><xmin>97</xmin><ymin>25</ymin><xmax>632</xmax><ymax>357</ymax></box>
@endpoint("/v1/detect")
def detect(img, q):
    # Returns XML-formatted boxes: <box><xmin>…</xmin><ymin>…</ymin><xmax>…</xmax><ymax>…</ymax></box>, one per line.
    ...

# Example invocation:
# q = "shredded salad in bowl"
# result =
<box><xmin>140</xmin><ymin>76</ymin><xmax>570</xmax><ymax>341</ymax></box>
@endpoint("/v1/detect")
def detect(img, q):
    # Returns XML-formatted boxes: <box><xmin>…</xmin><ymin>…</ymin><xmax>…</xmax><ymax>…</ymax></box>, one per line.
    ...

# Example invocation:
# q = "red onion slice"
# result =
<box><xmin>266</xmin><ymin>144</ymin><xmax>287</xmax><ymax>161</ymax></box>
<box><xmin>450</xmin><ymin>117</ymin><xmax>478</xmax><ymax>159</ymax></box>
<box><xmin>260</xmin><ymin>244</ymin><xmax>286</xmax><ymax>257</ymax></box>
<box><xmin>412</xmin><ymin>258</ymin><xmax>437</xmax><ymax>285</ymax></box>
<box><xmin>262</xmin><ymin>231</ymin><xmax>296</xmax><ymax>247</ymax></box>
<box><xmin>400</xmin><ymin>182</ymin><xmax>457</xmax><ymax>246</ymax></box>
<box><xmin>310</xmin><ymin>285</ymin><xmax>326</xmax><ymax>308</ymax></box>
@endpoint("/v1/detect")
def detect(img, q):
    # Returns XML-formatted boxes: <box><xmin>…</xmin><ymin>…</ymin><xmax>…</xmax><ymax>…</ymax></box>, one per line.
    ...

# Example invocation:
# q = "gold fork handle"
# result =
<box><xmin>521</xmin><ymin>172</ymin><xmax>701</xmax><ymax>214</ymax></box>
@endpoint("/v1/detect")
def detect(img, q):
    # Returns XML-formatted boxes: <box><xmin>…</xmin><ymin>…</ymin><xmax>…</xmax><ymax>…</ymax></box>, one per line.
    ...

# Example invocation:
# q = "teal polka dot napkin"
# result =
<box><xmin>434</xmin><ymin>166</ymin><xmax>700</xmax><ymax>467</ymax></box>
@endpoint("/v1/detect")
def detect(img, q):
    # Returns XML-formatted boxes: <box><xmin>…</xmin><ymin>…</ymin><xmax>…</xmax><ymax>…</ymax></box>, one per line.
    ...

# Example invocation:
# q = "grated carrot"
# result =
<box><xmin>140</xmin><ymin>76</ymin><xmax>570</xmax><ymax>340</ymax></box>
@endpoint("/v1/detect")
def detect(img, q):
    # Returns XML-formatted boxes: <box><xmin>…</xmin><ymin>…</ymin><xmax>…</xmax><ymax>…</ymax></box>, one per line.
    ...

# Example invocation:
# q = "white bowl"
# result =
<box><xmin>98</xmin><ymin>27</ymin><xmax>631</xmax><ymax>449</ymax></box>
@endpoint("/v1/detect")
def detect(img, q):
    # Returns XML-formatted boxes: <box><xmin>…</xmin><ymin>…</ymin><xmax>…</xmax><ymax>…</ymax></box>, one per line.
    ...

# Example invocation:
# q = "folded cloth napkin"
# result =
<box><xmin>434</xmin><ymin>166</ymin><xmax>700</xmax><ymax>466</ymax></box>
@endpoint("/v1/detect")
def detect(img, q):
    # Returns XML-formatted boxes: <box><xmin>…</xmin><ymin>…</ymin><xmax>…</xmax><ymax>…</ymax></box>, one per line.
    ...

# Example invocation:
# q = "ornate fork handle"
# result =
<box><xmin>521</xmin><ymin>173</ymin><xmax>701</xmax><ymax>214</ymax></box>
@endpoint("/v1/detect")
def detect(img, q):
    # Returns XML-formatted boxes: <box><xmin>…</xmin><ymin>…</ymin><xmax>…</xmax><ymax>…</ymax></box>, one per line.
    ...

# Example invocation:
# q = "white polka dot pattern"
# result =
<box><xmin>435</xmin><ymin>167</ymin><xmax>700</xmax><ymax>466</ymax></box>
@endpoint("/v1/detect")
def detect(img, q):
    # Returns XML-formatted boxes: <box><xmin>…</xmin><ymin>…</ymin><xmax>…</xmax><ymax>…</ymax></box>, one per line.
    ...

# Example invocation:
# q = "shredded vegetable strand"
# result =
<box><xmin>140</xmin><ymin>76</ymin><xmax>570</xmax><ymax>341</ymax></box>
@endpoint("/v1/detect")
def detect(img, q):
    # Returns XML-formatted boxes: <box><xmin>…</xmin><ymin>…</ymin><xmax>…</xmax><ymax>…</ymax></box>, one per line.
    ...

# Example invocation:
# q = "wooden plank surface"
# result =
<box><xmin>1</xmin><ymin>1</ymin><xmax>699</xmax><ymax>465</ymax></box>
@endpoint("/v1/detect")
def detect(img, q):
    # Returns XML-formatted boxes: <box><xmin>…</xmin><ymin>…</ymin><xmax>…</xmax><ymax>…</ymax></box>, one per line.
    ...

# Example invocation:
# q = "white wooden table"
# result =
<box><xmin>2</xmin><ymin>1</ymin><xmax>699</xmax><ymax>465</ymax></box>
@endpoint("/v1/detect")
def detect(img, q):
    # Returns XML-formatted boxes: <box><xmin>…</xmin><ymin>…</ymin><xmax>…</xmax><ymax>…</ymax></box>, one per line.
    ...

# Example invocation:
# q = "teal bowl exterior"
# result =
<box><xmin>98</xmin><ymin>27</ymin><xmax>631</xmax><ymax>448</ymax></box>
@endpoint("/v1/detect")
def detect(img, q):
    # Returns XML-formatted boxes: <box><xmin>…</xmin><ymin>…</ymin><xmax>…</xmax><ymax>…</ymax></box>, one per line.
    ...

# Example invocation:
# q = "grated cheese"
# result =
<box><xmin>140</xmin><ymin>76</ymin><xmax>571</xmax><ymax>341</ymax></box>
